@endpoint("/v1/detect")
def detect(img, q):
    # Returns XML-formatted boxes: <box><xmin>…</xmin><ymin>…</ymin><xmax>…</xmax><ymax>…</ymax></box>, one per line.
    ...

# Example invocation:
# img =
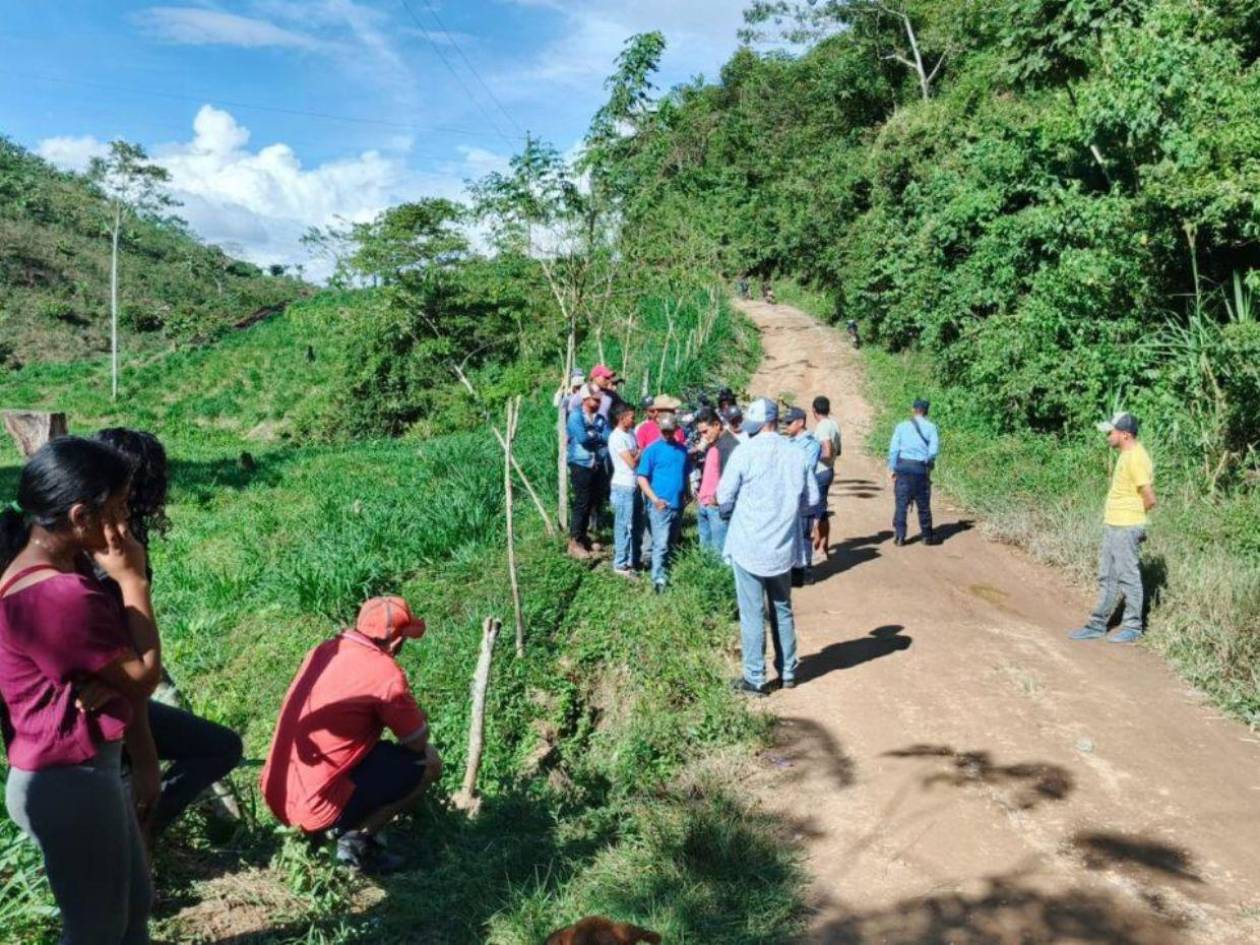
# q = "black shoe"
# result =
<box><xmin>654</xmin><ymin>582</ymin><xmax>666</xmax><ymax>595</ymax></box>
<box><xmin>893</xmin><ymin>536</ymin><xmax>906</xmax><ymax>547</ymax></box>
<box><xmin>335</xmin><ymin>830</ymin><xmax>405</xmax><ymax>875</ymax></box>
<box><xmin>730</xmin><ymin>677</ymin><xmax>769</xmax><ymax>698</ymax></box>
<box><xmin>791</xmin><ymin>568</ymin><xmax>805</xmax><ymax>588</ymax></box>
<box><xmin>924</xmin><ymin>535</ymin><xmax>941</xmax><ymax>546</ymax></box>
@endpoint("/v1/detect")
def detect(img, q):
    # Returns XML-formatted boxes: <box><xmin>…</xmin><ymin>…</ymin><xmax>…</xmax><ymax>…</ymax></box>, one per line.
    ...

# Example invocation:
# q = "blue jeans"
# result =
<box><xmin>815</xmin><ymin>466</ymin><xmax>835</xmax><ymax>512</ymax></box>
<box><xmin>697</xmin><ymin>504</ymin><xmax>728</xmax><ymax>556</ymax></box>
<box><xmin>648</xmin><ymin>503</ymin><xmax>681</xmax><ymax>586</ymax></box>
<box><xmin>733</xmin><ymin>561</ymin><xmax>797</xmax><ymax>687</ymax></box>
<box><xmin>893</xmin><ymin>468</ymin><xmax>933</xmax><ymax>541</ymax></box>
<box><xmin>611</xmin><ymin>485</ymin><xmax>642</xmax><ymax>570</ymax></box>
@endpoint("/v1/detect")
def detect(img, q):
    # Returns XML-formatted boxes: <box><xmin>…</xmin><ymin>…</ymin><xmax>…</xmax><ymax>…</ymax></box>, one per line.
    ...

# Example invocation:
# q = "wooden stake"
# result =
<box><xmin>454</xmin><ymin>616</ymin><xmax>502</xmax><ymax>814</ymax></box>
<box><xmin>2</xmin><ymin>410</ymin><xmax>67</xmax><ymax>458</ymax></box>
<box><xmin>503</xmin><ymin>398</ymin><xmax>526</xmax><ymax>657</ymax></box>
<box><xmin>491</xmin><ymin>426</ymin><xmax>555</xmax><ymax>537</ymax></box>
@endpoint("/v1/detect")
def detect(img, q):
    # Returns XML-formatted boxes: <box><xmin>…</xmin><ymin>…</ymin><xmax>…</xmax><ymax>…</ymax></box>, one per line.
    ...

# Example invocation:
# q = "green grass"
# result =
<box><xmin>0</xmin><ymin>286</ymin><xmax>802</xmax><ymax>945</ymax></box>
<box><xmin>778</xmin><ymin>279</ymin><xmax>1260</xmax><ymax>727</ymax></box>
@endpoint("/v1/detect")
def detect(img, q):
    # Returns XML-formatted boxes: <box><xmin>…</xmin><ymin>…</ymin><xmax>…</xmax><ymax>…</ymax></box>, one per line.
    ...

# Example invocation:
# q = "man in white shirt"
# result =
<box><xmin>607</xmin><ymin>403</ymin><xmax>642</xmax><ymax>577</ymax></box>
<box><xmin>812</xmin><ymin>396</ymin><xmax>842</xmax><ymax>555</ymax></box>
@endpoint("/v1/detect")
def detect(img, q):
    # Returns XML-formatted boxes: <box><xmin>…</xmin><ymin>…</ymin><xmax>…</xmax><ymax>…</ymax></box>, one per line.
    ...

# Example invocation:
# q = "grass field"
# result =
<box><xmin>0</xmin><ymin>287</ymin><xmax>806</xmax><ymax>944</ymax></box>
<box><xmin>776</xmin><ymin>280</ymin><xmax>1260</xmax><ymax>728</ymax></box>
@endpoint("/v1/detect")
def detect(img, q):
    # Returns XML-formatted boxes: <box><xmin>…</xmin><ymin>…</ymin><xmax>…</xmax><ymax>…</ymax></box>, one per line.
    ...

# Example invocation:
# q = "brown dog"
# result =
<box><xmin>545</xmin><ymin>916</ymin><xmax>661</xmax><ymax>945</ymax></box>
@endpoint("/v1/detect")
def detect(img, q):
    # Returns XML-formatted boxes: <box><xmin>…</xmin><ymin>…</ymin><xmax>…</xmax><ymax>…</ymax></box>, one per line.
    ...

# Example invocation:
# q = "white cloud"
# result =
<box><xmin>35</xmin><ymin>135</ymin><xmax>109</xmax><ymax>173</ymax></box>
<box><xmin>38</xmin><ymin>105</ymin><xmax>508</xmax><ymax>280</ymax></box>
<box><xmin>505</xmin><ymin>0</ymin><xmax>748</xmax><ymax>91</ymax></box>
<box><xmin>135</xmin><ymin>7</ymin><xmax>324</xmax><ymax>49</ymax></box>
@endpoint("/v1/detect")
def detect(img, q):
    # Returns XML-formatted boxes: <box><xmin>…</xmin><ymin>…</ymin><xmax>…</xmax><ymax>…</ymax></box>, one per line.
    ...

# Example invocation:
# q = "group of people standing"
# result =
<box><xmin>560</xmin><ymin>365</ymin><xmax>844</xmax><ymax>596</ymax></box>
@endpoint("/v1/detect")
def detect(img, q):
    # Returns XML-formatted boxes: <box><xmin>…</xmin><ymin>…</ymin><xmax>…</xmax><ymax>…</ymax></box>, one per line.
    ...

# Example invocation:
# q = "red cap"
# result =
<box><xmin>355</xmin><ymin>596</ymin><xmax>426</xmax><ymax>642</ymax></box>
<box><xmin>590</xmin><ymin>364</ymin><xmax>616</xmax><ymax>381</ymax></box>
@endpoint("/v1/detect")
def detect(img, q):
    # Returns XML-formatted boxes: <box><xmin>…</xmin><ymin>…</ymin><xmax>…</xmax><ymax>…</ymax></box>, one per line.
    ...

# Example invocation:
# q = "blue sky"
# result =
<box><xmin>0</xmin><ymin>0</ymin><xmax>750</xmax><ymax>271</ymax></box>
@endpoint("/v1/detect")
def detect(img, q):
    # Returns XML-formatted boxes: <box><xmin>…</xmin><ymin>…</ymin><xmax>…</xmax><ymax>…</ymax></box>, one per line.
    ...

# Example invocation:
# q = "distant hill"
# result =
<box><xmin>0</xmin><ymin>136</ymin><xmax>304</xmax><ymax>369</ymax></box>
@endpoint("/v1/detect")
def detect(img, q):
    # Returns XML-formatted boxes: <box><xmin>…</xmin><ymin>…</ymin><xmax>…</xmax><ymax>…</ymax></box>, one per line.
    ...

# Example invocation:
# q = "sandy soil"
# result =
<box><xmin>735</xmin><ymin>299</ymin><xmax>1260</xmax><ymax>945</ymax></box>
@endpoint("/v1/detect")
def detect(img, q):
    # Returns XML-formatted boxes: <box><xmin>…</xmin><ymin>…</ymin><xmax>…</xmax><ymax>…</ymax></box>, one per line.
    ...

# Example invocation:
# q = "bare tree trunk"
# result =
<box><xmin>453</xmin><ymin>616</ymin><xmax>502</xmax><ymax>814</ymax></box>
<box><xmin>657</xmin><ymin>305</ymin><xmax>675</xmax><ymax>387</ymax></box>
<box><xmin>503</xmin><ymin>398</ymin><xmax>526</xmax><ymax>657</ymax></box>
<box><xmin>557</xmin><ymin>319</ymin><xmax>575</xmax><ymax>533</ymax></box>
<box><xmin>110</xmin><ymin>204</ymin><xmax>121</xmax><ymax>401</ymax></box>
<box><xmin>595</xmin><ymin>325</ymin><xmax>605</xmax><ymax>366</ymax></box>
<box><xmin>2</xmin><ymin>411</ymin><xmax>68</xmax><ymax>458</ymax></box>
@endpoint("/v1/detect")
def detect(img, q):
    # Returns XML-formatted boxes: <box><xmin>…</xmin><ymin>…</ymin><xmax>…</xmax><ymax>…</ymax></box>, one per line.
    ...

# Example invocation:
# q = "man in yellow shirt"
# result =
<box><xmin>1070</xmin><ymin>412</ymin><xmax>1156</xmax><ymax>644</ymax></box>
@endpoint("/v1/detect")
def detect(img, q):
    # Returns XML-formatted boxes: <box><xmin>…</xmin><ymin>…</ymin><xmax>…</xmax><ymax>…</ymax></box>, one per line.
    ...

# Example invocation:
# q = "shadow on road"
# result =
<box><xmin>814</xmin><ymin>872</ymin><xmax>1187</xmax><ymax>944</ymax></box>
<box><xmin>1072</xmin><ymin>831</ymin><xmax>1202</xmax><ymax>884</ymax></box>
<box><xmin>796</xmin><ymin>625</ymin><xmax>911</xmax><ymax>684</ymax></box>
<box><xmin>883</xmin><ymin>744</ymin><xmax>1073</xmax><ymax>810</ymax></box>
<box><xmin>813</xmin><ymin>530</ymin><xmax>893</xmax><ymax>580</ymax></box>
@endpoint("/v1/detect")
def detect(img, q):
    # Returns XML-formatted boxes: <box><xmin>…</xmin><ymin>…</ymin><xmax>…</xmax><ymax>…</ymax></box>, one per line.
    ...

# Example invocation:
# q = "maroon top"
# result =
<box><xmin>0</xmin><ymin>565</ymin><xmax>134</xmax><ymax>770</ymax></box>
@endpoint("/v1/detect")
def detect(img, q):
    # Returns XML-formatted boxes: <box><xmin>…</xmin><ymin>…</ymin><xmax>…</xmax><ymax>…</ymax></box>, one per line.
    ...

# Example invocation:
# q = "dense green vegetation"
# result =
<box><xmin>0</xmin><ymin>137</ymin><xmax>301</xmax><ymax>371</ymax></box>
<box><xmin>592</xmin><ymin>2</ymin><xmax>1258</xmax><ymax>721</ymax></box>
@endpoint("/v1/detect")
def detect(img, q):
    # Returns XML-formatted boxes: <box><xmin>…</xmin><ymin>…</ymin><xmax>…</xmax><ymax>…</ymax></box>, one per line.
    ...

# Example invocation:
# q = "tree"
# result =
<box><xmin>88</xmin><ymin>140</ymin><xmax>176</xmax><ymax>400</ymax></box>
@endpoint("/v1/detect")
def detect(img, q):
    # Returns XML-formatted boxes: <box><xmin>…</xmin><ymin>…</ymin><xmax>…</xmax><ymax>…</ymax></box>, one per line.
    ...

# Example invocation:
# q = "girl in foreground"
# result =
<box><xmin>0</xmin><ymin>437</ymin><xmax>162</xmax><ymax>944</ymax></box>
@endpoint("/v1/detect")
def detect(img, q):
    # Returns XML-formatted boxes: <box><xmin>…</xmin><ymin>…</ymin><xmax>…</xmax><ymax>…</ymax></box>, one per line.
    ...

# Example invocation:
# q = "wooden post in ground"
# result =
<box><xmin>503</xmin><ymin>398</ymin><xmax>526</xmax><ymax>657</ymax></box>
<box><xmin>453</xmin><ymin>616</ymin><xmax>502</xmax><ymax>814</ymax></box>
<box><xmin>2</xmin><ymin>411</ymin><xmax>67</xmax><ymax>457</ymax></box>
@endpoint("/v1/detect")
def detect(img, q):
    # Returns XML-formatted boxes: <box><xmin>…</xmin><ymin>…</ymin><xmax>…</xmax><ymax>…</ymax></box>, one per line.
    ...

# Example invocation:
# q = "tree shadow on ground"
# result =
<box><xmin>169</xmin><ymin>449</ymin><xmax>299</xmax><ymax>503</ymax></box>
<box><xmin>883</xmin><ymin>744</ymin><xmax>1073</xmax><ymax>810</ymax></box>
<box><xmin>1070</xmin><ymin>831</ymin><xmax>1202</xmax><ymax>884</ymax></box>
<box><xmin>761</xmin><ymin>716</ymin><xmax>859</xmax><ymax>790</ymax></box>
<box><xmin>180</xmin><ymin>783</ymin><xmax>618</xmax><ymax>945</ymax></box>
<box><xmin>813</xmin><ymin>531</ymin><xmax>892</xmax><ymax>580</ymax></box>
<box><xmin>199</xmin><ymin>778</ymin><xmax>809</xmax><ymax>945</ymax></box>
<box><xmin>796</xmin><ymin>625</ymin><xmax>911</xmax><ymax>685</ymax></box>
<box><xmin>815</xmin><ymin>871</ymin><xmax>1188</xmax><ymax>944</ymax></box>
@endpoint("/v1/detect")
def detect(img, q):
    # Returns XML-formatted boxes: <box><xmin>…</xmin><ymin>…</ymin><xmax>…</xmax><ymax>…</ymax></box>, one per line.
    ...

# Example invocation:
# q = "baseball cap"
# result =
<box><xmin>652</xmin><ymin>394</ymin><xmax>681</xmax><ymax>411</ymax></box>
<box><xmin>912</xmin><ymin>398</ymin><xmax>930</xmax><ymax>413</ymax></box>
<box><xmin>1097</xmin><ymin>411</ymin><xmax>1139</xmax><ymax>436</ymax></box>
<box><xmin>569</xmin><ymin>369</ymin><xmax>585</xmax><ymax>384</ymax></box>
<box><xmin>784</xmin><ymin>406</ymin><xmax>807</xmax><ymax>424</ymax></box>
<box><xmin>356</xmin><ymin>596</ymin><xmax>426</xmax><ymax>642</ymax></box>
<box><xmin>722</xmin><ymin>404</ymin><xmax>743</xmax><ymax>422</ymax></box>
<box><xmin>744</xmin><ymin>398</ymin><xmax>778</xmax><ymax>436</ymax></box>
<box><xmin>591</xmin><ymin>364</ymin><xmax>619</xmax><ymax>382</ymax></box>
<box><xmin>639</xmin><ymin>395</ymin><xmax>655</xmax><ymax>410</ymax></box>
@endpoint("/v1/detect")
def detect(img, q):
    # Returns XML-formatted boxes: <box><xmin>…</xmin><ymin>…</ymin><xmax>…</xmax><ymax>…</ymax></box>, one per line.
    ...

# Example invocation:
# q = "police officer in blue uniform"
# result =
<box><xmin>888</xmin><ymin>398</ymin><xmax>940</xmax><ymax>546</ymax></box>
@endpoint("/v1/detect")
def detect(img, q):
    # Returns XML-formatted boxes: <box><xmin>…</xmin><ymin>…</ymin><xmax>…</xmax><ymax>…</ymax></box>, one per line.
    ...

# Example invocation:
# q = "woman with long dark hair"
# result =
<box><xmin>1</xmin><ymin>436</ymin><xmax>161</xmax><ymax>944</ymax></box>
<box><xmin>93</xmin><ymin>428</ymin><xmax>243</xmax><ymax>837</ymax></box>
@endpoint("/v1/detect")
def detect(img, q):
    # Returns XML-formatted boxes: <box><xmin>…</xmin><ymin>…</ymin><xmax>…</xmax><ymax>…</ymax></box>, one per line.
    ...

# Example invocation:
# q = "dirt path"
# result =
<box><xmin>736</xmin><ymin>300</ymin><xmax>1260</xmax><ymax>945</ymax></box>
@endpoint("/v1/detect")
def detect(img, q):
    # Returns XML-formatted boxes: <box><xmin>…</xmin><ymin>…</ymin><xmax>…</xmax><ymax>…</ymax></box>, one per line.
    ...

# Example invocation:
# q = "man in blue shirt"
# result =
<box><xmin>718</xmin><ymin>399</ymin><xmax>819</xmax><ymax>695</ymax></box>
<box><xmin>887</xmin><ymin>398</ymin><xmax>940</xmax><ymax>546</ymax></box>
<box><xmin>637</xmin><ymin>396</ymin><xmax>690</xmax><ymax>592</ymax></box>
<box><xmin>566</xmin><ymin>383</ymin><xmax>609</xmax><ymax>559</ymax></box>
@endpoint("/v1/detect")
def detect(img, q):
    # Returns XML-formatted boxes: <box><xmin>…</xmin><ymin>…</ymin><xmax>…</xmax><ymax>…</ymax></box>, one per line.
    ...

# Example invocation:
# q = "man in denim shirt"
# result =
<box><xmin>887</xmin><ymin>398</ymin><xmax>940</xmax><ymax>546</ymax></box>
<box><xmin>566</xmin><ymin>383</ymin><xmax>609</xmax><ymax>559</ymax></box>
<box><xmin>718</xmin><ymin>399</ymin><xmax>819</xmax><ymax>695</ymax></box>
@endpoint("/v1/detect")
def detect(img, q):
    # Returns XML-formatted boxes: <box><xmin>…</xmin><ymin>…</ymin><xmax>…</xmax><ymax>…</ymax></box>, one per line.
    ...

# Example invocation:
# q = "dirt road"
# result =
<box><xmin>736</xmin><ymin>300</ymin><xmax>1260</xmax><ymax>945</ymax></box>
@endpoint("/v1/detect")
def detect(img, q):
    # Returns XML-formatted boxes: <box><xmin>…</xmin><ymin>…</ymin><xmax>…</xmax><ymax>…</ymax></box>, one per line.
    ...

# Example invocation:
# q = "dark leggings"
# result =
<box><xmin>569</xmin><ymin>463</ymin><xmax>598</xmax><ymax>543</ymax></box>
<box><xmin>146</xmin><ymin>701</ymin><xmax>243</xmax><ymax>835</ymax></box>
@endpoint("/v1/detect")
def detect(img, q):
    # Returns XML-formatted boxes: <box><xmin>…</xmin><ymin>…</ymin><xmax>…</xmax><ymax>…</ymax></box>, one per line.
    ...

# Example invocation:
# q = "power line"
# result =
<box><xmin>416</xmin><ymin>0</ymin><xmax>523</xmax><ymax>136</ymax></box>
<box><xmin>397</xmin><ymin>0</ymin><xmax>512</xmax><ymax>142</ymax></box>
<box><xmin>0</xmin><ymin>68</ymin><xmax>525</xmax><ymax>143</ymax></box>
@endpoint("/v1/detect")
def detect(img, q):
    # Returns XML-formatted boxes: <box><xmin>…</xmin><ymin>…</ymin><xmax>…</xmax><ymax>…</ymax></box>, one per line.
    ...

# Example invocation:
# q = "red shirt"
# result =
<box><xmin>635</xmin><ymin>420</ymin><xmax>685</xmax><ymax>450</ymax></box>
<box><xmin>260</xmin><ymin>632</ymin><xmax>427</xmax><ymax>832</ymax></box>
<box><xmin>0</xmin><ymin>569</ymin><xmax>133</xmax><ymax>770</ymax></box>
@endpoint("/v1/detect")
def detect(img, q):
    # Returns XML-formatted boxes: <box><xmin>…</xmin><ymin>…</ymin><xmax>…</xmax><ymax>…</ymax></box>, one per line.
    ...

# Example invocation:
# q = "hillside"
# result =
<box><xmin>0</xmin><ymin>285</ymin><xmax>787</xmax><ymax>945</ymax></box>
<box><xmin>0</xmin><ymin>136</ymin><xmax>302</xmax><ymax>370</ymax></box>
